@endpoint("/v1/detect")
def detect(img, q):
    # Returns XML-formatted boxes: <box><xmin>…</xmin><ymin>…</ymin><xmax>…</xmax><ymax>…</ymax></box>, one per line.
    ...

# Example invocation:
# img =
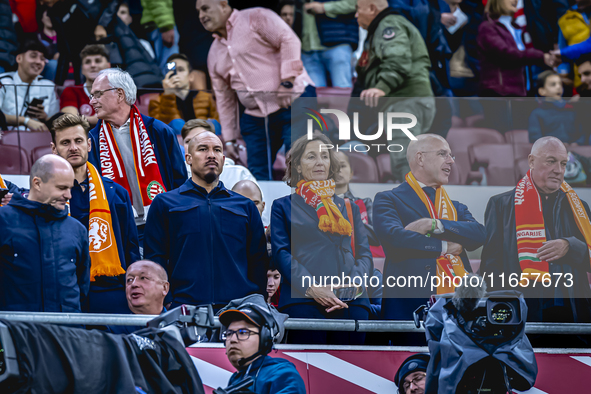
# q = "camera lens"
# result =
<box><xmin>491</xmin><ymin>303</ymin><xmax>513</xmax><ymax>323</ymax></box>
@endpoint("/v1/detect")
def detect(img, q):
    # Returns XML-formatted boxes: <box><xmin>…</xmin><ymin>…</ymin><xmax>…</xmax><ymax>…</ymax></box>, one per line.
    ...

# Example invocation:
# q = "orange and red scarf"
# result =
<box><xmin>98</xmin><ymin>105</ymin><xmax>166</xmax><ymax>211</ymax></box>
<box><xmin>515</xmin><ymin>169</ymin><xmax>591</xmax><ymax>282</ymax></box>
<box><xmin>406</xmin><ymin>172</ymin><xmax>469</xmax><ymax>294</ymax></box>
<box><xmin>296</xmin><ymin>179</ymin><xmax>352</xmax><ymax>236</ymax></box>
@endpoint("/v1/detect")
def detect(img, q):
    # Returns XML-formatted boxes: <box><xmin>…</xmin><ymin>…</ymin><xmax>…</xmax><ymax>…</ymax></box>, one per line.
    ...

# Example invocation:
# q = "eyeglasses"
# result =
<box><xmin>398</xmin><ymin>372</ymin><xmax>426</xmax><ymax>393</ymax></box>
<box><xmin>420</xmin><ymin>150</ymin><xmax>455</xmax><ymax>161</ymax></box>
<box><xmin>89</xmin><ymin>88</ymin><xmax>118</xmax><ymax>100</ymax></box>
<box><xmin>221</xmin><ymin>328</ymin><xmax>260</xmax><ymax>342</ymax></box>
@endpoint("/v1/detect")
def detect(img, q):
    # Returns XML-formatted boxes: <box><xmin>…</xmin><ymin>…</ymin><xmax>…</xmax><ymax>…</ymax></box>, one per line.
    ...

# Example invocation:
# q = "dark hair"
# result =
<box><xmin>575</xmin><ymin>53</ymin><xmax>591</xmax><ymax>67</ymax></box>
<box><xmin>17</xmin><ymin>40</ymin><xmax>48</xmax><ymax>58</ymax></box>
<box><xmin>181</xmin><ymin>119</ymin><xmax>214</xmax><ymax>140</ymax></box>
<box><xmin>51</xmin><ymin>113</ymin><xmax>90</xmax><ymax>143</ymax></box>
<box><xmin>165</xmin><ymin>53</ymin><xmax>192</xmax><ymax>71</ymax></box>
<box><xmin>284</xmin><ymin>132</ymin><xmax>339</xmax><ymax>187</ymax></box>
<box><xmin>277</xmin><ymin>0</ymin><xmax>296</xmax><ymax>11</ymax></box>
<box><xmin>536</xmin><ymin>70</ymin><xmax>559</xmax><ymax>92</ymax></box>
<box><xmin>80</xmin><ymin>44</ymin><xmax>110</xmax><ymax>62</ymax></box>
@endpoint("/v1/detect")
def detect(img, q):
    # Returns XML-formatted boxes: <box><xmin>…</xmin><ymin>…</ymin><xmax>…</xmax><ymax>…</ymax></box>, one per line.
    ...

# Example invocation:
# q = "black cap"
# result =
<box><xmin>394</xmin><ymin>353</ymin><xmax>430</xmax><ymax>388</ymax></box>
<box><xmin>218</xmin><ymin>306</ymin><xmax>265</xmax><ymax>328</ymax></box>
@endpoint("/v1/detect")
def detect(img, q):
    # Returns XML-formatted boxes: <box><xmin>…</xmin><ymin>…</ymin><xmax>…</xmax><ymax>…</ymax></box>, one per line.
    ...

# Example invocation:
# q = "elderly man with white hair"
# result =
<box><xmin>373</xmin><ymin>134</ymin><xmax>485</xmax><ymax>331</ymax></box>
<box><xmin>87</xmin><ymin>68</ymin><xmax>186</xmax><ymax>239</ymax></box>
<box><xmin>482</xmin><ymin>136</ymin><xmax>591</xmax><ymax>323</ymax></box>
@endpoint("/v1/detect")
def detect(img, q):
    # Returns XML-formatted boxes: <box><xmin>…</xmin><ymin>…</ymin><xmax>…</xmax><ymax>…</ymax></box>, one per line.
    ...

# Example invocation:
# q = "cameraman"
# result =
<box><xmin>0</xmin><ymin>40</ymin><xmax>59</xmax><ymax>132</ymax></box>
<box><xmin>394</xmin><ymin>353</ymin><xmax>429</xmax><ymax>394</ymax></box>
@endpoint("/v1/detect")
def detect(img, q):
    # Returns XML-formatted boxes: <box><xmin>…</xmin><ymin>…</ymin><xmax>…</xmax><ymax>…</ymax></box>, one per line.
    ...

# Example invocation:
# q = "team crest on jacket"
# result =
<box><xmin>147</xmin><ymin>181</ymin><xmax>165</xmax><ymax>200</ymax></box>
<box><xmin>88</xmin><ymin>217</ymin><xmax>112</xmax><ymax>252</ymax></box>
<box><xmin>382</xmin><ymin>27</ymin><xmax>395</xmax><ymax>40</ymax></box>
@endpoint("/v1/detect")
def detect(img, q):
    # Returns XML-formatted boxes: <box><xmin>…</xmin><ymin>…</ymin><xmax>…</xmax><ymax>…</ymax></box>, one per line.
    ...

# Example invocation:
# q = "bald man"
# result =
<box><xmin>373</xmin><ymin>135</ymin><xmax>485</xmax><ymax>328</ymax></box>
<box><xmin>125</xmin><ymin>260</ymin><xmax>169</xmax><ymax>315</ymax></box>
<box><xmin>144</xmin><ymin>132</ymin><xmax>268</xmax><ymax>310</ymax></box>
<box><xmin>0</xmin><ymin>155</ymin><xmax>91</xmax><ymax>312</ymax></box>
<box><xmin>482</xmin><ymin>137</ymin><xmax>591</xmax><ymax>323</ymax></box>
<box><xmin>232</xmin><ymin>180</ymin><xmax>265</xmax><ymax>216</ymax></box>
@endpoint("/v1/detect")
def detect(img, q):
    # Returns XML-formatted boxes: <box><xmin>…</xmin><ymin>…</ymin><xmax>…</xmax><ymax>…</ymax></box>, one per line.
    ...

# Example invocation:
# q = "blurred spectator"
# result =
<box><xmin>355</xmin><ymin>0</ymin><xmax>435</xmax><ymax>182</ymax></box>
<box><xmin>140</xmin><ymin>0</ymin><xmax>179</xmax><ymax>75</ymax></box>
<box><xmin>0</xmin><ymin>0</ymin><xmax>18</xmax><ymax>73</ymax></box>
<box><xmin>558</xmin><ymin>0</ymin><xmax>591</xmax><ymax>90</ymax></box>
<box><xmin>576</xmin><ymin>53</ymin><xmax>591</xmax><ymax>95</ymax></box>
<box><xmin>334</xmin><ymin>152</ymin><xmax>373</xmax><ymax>224</ymax></box>
<box><xmin>10</xmin><ymin>0</ymin><xmax>38</xmax><ymax>34</ymax></box>
<box><xmin>87</xmin><ymin>68</ymin><xmax>186</xmax><ymax>235</ymax></box>
<box><xmin>125</xmin><ymin>260</ymin><xmax>169</xmax><ymax>315</ymax></box>
<box><xmin>528</xmin><ymin>71</ymin><xmax>585</xmax><ymax>144</ymax></box>
<box><xmin>0</xmin><ymin>155</ymin><xmax>90</xmax><ymax>312</ymax></box>
<box><xmin>279</xmin><ymin>0</ymin><xmax>297</xmax><ymax>28</ymax></box>
<box><xmin>301</xmin><ymin>0</ymin><xmax>358</xmax><ymax>88</ymax></box>
<box><xmin>478</xmin><ymin>0</ymin><xmax>557</xmax><ymax>98</ymax></box>
<box><xmin>199</xmin><ymin>0</ymin><xmax>315</xmax><ymax>181</ymax></box>
<box><xmin>144</xmin><ymin>132</ymin><xmax>268</xmax><ymax>310</ymax></box>
<box><xmin>117</xmin><ymin>2</ymin><xmax>155</xmax><ymax>59</ymax></box>
<box><xmin>51</xmin><ymin>113</ymin><xmax>140</xmax><ymax>314</ymax></box>
<box><xmin>232</xmin><ymin>180</ymin><xmax>265</xmax><ymax>216</ymax></box>
<box><xmin>148</xmin><ymin>53</ymin><xmax>219</xmax><ymax>128</ymax></box>
<box><xmin>522</xmin><ymin>0</ymin><xmax>568</xmax><ymax>54</ymax></box>
<box><xmin>0</xmin><ymin>40</ymin><xmax>58</xmax><ymax>132</ymax></box>
<box><xmin>60</xmin><ymin>44</ymin><xmax>111</xmax><ymax>127</ymax></box>
<box><xmin>266</xmin><ymin>269</ymin><xmax>281</xmax><ymax>306</ymax></box>
<box><xmin>37</xmin><ymin>7</ymin><xmax>59</xmax><ymax>81</ymax></box>
<box><xmin>271</xmin><ymin>133</ymin><xmax>372</xmax><ymax>345</ymax></box>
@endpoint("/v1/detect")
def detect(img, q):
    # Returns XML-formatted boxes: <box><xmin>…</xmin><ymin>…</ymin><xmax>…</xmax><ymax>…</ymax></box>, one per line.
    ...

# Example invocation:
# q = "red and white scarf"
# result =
<box><xmin>98</xmin><ymin>105</ymin><xmax>166</xmax><ymax>210</ymax></box>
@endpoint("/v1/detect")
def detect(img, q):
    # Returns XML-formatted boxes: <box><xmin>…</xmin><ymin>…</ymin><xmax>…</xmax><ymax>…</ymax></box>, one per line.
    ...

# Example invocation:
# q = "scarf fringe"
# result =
<box><xmin>91</xmin><ymin>264</ymin><xmax>126</xmax><ymax>282</ymax></box>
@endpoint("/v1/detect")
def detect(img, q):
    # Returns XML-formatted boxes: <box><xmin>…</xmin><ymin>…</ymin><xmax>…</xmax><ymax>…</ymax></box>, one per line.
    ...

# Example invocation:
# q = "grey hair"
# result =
<box><xmin>30</xmin><ymin>155</ymin><xmax>71</xmax><ymax>186</ymax></box>
<box><xmin>97</xmin><ymin>68</ymin><xmax>137</xmax><ymax>106</ymax></box>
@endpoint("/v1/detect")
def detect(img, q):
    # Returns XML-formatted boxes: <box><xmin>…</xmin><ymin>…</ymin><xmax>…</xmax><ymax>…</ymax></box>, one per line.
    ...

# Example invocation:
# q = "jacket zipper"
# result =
<box><xmin>208</xmin><ymin>196</ymin><xmax>214</xmax><ymax>305</ymax></box>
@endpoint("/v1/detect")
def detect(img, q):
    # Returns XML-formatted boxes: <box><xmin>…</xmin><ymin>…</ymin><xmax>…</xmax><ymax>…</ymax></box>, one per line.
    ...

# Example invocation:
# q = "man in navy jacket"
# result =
<box><xmin>51</xmin><ymin>113</ymin><xmax>140</xmax><ymax>314</ymax></box>
<box><xmin>0</xmin><ymin>155</ymin><xmax>90</xmax><ymax>312</ymax></box>
<box><xmin>144</xmin><ymin>132</ymin><xmax>267</xmax><ymax>309</ymax></box>
<box><xmin>373</xmin><ymin>134</ymin><xmax>485</xmax><ymax>324</ymax></box>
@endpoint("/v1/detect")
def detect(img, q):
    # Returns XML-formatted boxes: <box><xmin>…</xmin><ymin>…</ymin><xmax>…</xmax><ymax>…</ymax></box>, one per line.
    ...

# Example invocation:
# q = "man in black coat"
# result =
<box><xmin>482</xmin><ymin>136</ymin><xmax>591</xmax><ymax>323</ymax></box>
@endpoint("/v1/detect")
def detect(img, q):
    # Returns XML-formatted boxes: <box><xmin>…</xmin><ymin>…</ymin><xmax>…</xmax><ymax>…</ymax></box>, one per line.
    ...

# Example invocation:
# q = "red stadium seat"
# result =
<box><xmin>376</xmin><ymin>154</ymin><xmax>393</xmax><ymax>183</ymax></box>
<box><xmin>465</xmin><ymin>114</ymin><xmax>485</xmax><ymax>127</ymax></box>
<box><xmin>0</xmin><ymin>145</ymin><xmax>30</xmax><ymax>175</ymax></box>
<box><xmin>447</xmin><ymin>162</ymin><xmax>462</xmax><ymax>185</ymax></box>
<box><xmin>273</xmin><ymin>152</ymin><xmax>287</xmax><ymax>181</ymax></box>
<box><xmin>345</xmin><ymin>152</ymin><xmax>379</xmax><ymax>183</ymax></box>
<box><xmin>468</xmin><ymin>143</ymin><xmax>517</xmax><ymax>186</ymax></box>
<box><xmin>135</xmin><ymin>93</ymin><xmax>160</xmax><ymax>115</ymax></box>
<box><xmin>505</xmin><ymin>129</ymin><xmax>529</xmax><ymax>144</ymax></box>
<box><xmin>31</xmin><ymin>145</ymin><xmax>53</xmax><ymax>164</ymax></box>
<box><xmin>0</xmin><ymin>130</ymin><xmax>53</xmax><ymax>161</ymax></box>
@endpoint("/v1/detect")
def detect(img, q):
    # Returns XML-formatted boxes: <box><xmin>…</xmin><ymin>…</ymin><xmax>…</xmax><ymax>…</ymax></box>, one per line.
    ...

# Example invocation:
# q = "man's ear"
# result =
<box><xmin>16</xmin><ymin>53</ymin><xmax>23</xmax><ymax>64</ymax></box>
<box><xmin>87</xmin><ymin>138</ymin><xmax>92</xmax><ymax>153</ymax></box>
<box><xmin>31</xmin><ymin>176</ymin><xmax>42</xmax><ymax>192</ymax></box>
<box><xmin>261</xmin><ymin>201</ymin><xmax>266</xmax><ymax>211</ymax></box>
<box><xmin>51</xmin><ymin>142</ymin><xmax>57</xmax><ymax>155</ymax></box>
<box><xmin>162</xmin><ymin>281</ymin><xmax>170</xmax><ymax>296</ymax></box>
<box><xmin>185</xmin><ymin>152</ymin><xmax>192</xmax><ymax>165</ymax></box>
<box><xmin>538</xmin><ymin>87</ymin><xmax>546</xmax><ymax>97</ymax></box>
<box><xmin>528</xmin><ymin>154</ymin><xmax>535</xmax><ymax>170</ymax></box>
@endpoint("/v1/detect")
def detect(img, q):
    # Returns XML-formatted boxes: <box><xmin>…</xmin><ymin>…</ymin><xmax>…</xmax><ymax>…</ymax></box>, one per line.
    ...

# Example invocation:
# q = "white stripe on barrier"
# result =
<box><xmin>190</xmin><ymin>355</ymin><xmax>233</xmax><ymax>390</ymax></box>
<box><xmin>514</xmin><ymin>388</ymin><xmax>548</xmax><ymax>394</ymax></box>
<box><xmin>571</xmin><ymin>355</ymin><xmax>591</xmax><ymax>367</ymax></box>
<box><xmin>284</xmin><ymin>352</ymin><xmax>397</xmax><ymax>394</ymax></box>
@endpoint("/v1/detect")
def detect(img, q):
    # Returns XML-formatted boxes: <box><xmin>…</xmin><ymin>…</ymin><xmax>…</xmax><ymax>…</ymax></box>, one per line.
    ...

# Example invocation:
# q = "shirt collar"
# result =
<box><xmin>111</xmin><ymin>118</ymin><xmax>130</xmax><ymax>131</ymax></box>
<box><xmin>213</xmin><ymin>9</ymin><xmax>239</xmax><ymax>41</ymax></box>
<box><xmin>179</xmin><ymin>178</ymin><xmax>230</xmax><ymax>196</ymax></box>
<box><xmin>74</xmin><ymin>176</ymin><xmax>90</xmax><ymax>188</ymax></box>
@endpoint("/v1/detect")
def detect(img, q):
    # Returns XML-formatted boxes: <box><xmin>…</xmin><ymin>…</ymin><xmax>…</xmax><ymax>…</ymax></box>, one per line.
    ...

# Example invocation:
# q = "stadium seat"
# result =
<box><xmin>451</xmin><ymin>116</ymin><xmax>465</xmax><ymax>128</ymax></box>
<box><xmin>0</xmin><ymin>130</ymin><xmax>53</xmax><ymax>161</ymax></box>
<box><xmin>505</xmin><ymin>129</ymin><xmax>529</xmax><ymax>144</ymax></box>
<box><xmin>447</xmin><ymin>162</ymin><xmax>462</xmax><ymax>185</ymax></box>
<box><xmin>376</xmin><ymin>154</ymin><xmax>393</xmax><ymax>183</ymax></box>
<box><xmin>0</xmin><ymin>145</ymin><xmax>30</xmax><ymax>174</ymax></box>
<box><xmin>468</xmin><ymin>143</ymin><xmax>517</xmax><ymax>186</ymax></box>
<box><xmin>135</xmin><ymin>93</ymin><xmax>160</xmax><ymax>115</ymax></box>
<box><xmin>465</xmin><ymin>114</ymin><xmax>485</xmax><ymax>127</ymax></box>
<box><xmin>31</xmin><ymin>146</ymin><xmax>53</xmax><ymax>164</ymax></box>
<box><xmin>446</xmin><ymin>128</ymin><xmax>505</xmax><ymax>185</ymax></box>
<box><xmin>273</xmin><ymin>152</ymin><xmax>287</xmax><ymax>181</ymax></box>
<box><xmin>345</xmin><ymin>152</ymin><xmax>379</xmax><ymax>183</ymax></box>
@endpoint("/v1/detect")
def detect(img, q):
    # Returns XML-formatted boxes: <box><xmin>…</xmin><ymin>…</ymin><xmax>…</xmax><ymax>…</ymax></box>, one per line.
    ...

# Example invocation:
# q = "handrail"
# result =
<box><xmin>1</xmin><ymin>312</ymin><xmax>590</xmax><ymax>334</ymax></box>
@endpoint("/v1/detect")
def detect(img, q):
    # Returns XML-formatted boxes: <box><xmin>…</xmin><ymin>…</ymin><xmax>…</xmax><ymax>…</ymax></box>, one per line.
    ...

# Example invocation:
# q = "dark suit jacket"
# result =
<box><xmin>373</xmin><ymin>182</ymin><xmax>485</xmax><ymax>320</ymax></box>
<box><xmin>271</xmin><ymin>194</ymin><xmax>373</xmax><ymax>310</ymax></box>
<box><xmin>481</xmin><ymin>188</ymin><xmax>591</xmax><ymax>322</ymax></box>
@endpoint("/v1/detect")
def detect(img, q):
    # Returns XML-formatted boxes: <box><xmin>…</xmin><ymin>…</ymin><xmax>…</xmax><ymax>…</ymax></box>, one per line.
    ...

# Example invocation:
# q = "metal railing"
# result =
<box><xmin>1</xmin><ymin>312</ymin><xmax>590</xmax><ymax>335</ymax></box>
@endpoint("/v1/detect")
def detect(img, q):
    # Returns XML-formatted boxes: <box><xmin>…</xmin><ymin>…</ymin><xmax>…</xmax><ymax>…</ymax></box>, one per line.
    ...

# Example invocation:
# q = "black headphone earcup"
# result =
<box><xmin>259</xmin><ymin>324</ymin><xmax>273</xmax><ymax>355</ymax></box>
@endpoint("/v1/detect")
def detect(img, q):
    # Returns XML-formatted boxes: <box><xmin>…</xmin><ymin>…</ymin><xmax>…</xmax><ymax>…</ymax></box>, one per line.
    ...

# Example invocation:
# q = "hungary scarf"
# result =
<box><xmin>515</xmin><ymin>170</ymin><xmax>591</xmax><ymax>282</ymax></box>
<box><xmin>98</xmin><ymin>105</ymin><xmax>166</xmax><ymax>212</ymax></box>
<box><xmin>406</xmin><ymin>172</ymin><xmax>469</xmax><ymax>294</ymax></box>
<box><xmin>296</xmin><ymin>179</ymin><xmax>352</xmax><ymax>236</ymax></box>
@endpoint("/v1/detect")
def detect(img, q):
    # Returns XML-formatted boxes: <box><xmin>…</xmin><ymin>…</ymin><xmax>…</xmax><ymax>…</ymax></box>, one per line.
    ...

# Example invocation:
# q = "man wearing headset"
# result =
<box><xmin>218</xmin><ymin>297</ymin><xmax>305</xmax><ymax>394</ymax></box>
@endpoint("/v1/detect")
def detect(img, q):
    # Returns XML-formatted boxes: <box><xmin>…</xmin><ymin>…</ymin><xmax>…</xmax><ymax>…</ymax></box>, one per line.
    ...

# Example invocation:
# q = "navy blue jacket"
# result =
<box><xmin>227</xmin><ymin>355</ymin><xmax>306</xmax><ymax>394</ymax></box>
<box><xmin>271</xmin><ymin>194</ymin><xmax>373</xmax><ymax>310</ymax></box>
<box><xmin>528</xmin><ymin>101</ymin><xmax>585</xmax><ymax>145</ymax></box>
<box><xmin>4</xmin><ymin>180</ymin><xmax>28</xmax><ymax>197</ymax></box>
<box><xmin>70</xmin><ymin>174</ymin><xmax>140</xmax><ymax>313</ymax></box>
<box><xmin>0</xmin><ymin>193</ymin><xmax>91</xmax><ymax>312</ymax></box>
<box><xmin>144</xmin><ymin>179</ymin><xmax>267</xmax><ymax>308</ymax></box>
<box><xmin>88</xmin><ymin>113</ymin><xmax>187</xmax><ymax>194</ymax></box>
<box><xmin>314</xmin><ymin>0</ymin><xmax>359</xmax><ymax>50</ymax></box>
<box><xmin>373</xmin><ymin>182</ymin><xmax>485</xmax><ymax>320</ymax></box>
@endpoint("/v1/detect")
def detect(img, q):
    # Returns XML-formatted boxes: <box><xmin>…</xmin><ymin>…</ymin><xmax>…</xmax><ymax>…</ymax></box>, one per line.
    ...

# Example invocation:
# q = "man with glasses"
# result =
<box><xmin>374</xmin><ymin>134</ymin><xmax>485</xmax><ymax>340</ymax></box>
<box><xmin>482</xmin><ymin>136</ymin><xmax>591</xmax><ymax>324</ymax></box>
<box><xmin>217</xmin><ymin>301</ymin><xmax>305</xmax><ymax>393</ymax></box>
<box><xmin>394</xmin><ymin>353</ymin><xmax>429</xmax><ymax>394</ymax></box>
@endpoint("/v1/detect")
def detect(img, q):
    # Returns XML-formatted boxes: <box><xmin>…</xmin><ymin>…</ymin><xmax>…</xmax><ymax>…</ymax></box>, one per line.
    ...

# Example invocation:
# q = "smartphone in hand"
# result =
<box><xmin>166</xmin><ymin>62</ymin><xmax>177</xmax><ymax>76</ymax></box>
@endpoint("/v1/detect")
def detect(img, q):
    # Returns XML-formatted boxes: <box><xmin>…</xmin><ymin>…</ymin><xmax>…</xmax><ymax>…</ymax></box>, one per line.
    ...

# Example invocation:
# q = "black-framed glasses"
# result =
<box><xmin>398</xmin><ymin>372</ymin><xmax>426</xmax><ymax>393</ymax></box>
<box><xmin>221</xmin><ymin>329</ymin><xmax>260</xmax><ymax>342</ymax></box>
<box><xmin>89</xmin><ymin>88</ymin><xmax>118</xmax><ymax>100</ymax></box>
<box><xmin>419</xmin><ymin>150</ymin><xmax>455</xmax><ymax>161</ymax></box>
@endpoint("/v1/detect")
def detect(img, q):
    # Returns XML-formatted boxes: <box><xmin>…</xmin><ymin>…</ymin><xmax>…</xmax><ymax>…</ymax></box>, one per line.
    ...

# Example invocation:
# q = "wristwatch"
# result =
<box><xmin>280</xmin><ymin>80</ymin><xmax>294</xmax><ymax>89</ymax></box>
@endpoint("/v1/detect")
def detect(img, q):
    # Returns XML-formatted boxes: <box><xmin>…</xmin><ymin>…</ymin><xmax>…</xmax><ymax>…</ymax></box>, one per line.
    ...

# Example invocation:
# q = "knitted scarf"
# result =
<box><xmin>406</xmin><ymin>172</ymin><xmax>469</xmax><ymax>294</ymax></box>
<box><xmin>296</xmin><ymin>179</ymin><xmax>352</xmax><ymax>236</ymax></box>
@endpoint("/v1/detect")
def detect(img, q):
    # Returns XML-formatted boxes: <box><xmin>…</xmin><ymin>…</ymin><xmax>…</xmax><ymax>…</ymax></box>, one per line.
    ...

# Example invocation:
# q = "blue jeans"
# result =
<box><xmin>302</xmin><ymin>44</ymin><xmax>353</xmax><ymax>88</ymax></box>
<box><xmin>149</xmin><ymin>26</ymin><xmax>180</xmax><ymax>76</ymax></box>
<box><xmin>240</xmin><ymin>85</ymin><xmax>316</xmax><ymax>180</ymax></box>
